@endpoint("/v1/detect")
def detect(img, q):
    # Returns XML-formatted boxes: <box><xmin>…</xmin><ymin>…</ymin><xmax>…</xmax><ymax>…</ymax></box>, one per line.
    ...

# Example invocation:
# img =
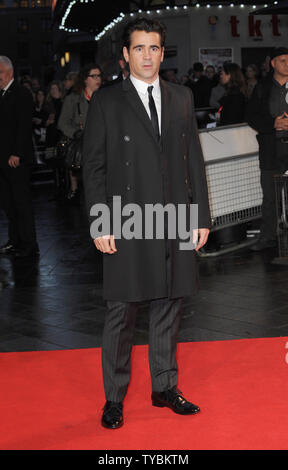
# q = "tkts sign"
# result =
<box><xmin>230</xmin><ymin>15</ymin><xmax>281</xmax><ymax>38</ymax></box>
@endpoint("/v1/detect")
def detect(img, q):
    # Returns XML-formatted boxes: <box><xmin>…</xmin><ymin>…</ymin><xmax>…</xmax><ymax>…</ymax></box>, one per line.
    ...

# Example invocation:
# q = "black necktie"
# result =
<box><xmin>147</xmin><ymin>85</ymin><xmax>160</xmax><ymax>141</ymax></box>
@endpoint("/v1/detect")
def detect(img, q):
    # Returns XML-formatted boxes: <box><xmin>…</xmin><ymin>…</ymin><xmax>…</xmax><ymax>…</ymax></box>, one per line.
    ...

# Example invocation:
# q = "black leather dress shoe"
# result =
<box><xmin>101</xmin><ymin>401</ymin><xmax>123</xmax><ymax>429</ymax></box>
<box><xmin>0</xmin><ymin>242</ymin><xmax>16</xmax><ymax>255</ymax></box>
<box><xmin>152</xmin><ymin>388</ymin><xmax>200</xmax><ymax>415</ymax></box>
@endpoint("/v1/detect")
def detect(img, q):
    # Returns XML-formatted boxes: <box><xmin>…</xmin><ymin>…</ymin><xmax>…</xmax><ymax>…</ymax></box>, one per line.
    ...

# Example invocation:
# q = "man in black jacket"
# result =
<box><xmin>83</xmin><ymin>18</ymin><xmax>210</xmax><ymax>429</ymax></box>
<box><xmin>0</xmin><ymin>56</ymin><xmax>38</xmax><ymax>258</ymax></box>
<box><xmin>246</xmin><ymin>47</ymin><xmax>288</xmax><ymax>251</ymax></box>
<box><xmin>185</xmin><ymin>62</ymin><xmax>212</xmax><ymax>108</ymax></box>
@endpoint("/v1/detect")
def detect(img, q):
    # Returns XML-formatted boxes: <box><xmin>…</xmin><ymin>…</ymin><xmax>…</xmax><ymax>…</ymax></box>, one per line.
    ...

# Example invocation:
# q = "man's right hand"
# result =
<box><xmin>94</xmin><ymin>235</ymin><xmax>117</xmax><ymax>254</ymax></box>
<box><xmin>8</xmin><ymin>155</ymin><xmax>20</xmax><ymax>168</ymax></box>
<box><xmin>274</xmin><ymin>112</ymin><xmax>288</xmax><ymax>131</ymax></box>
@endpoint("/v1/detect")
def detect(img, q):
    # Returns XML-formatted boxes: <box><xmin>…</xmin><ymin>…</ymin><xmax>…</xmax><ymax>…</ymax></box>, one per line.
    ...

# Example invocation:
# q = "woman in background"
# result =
<box><xmin>58</xmin><ymin>63</ymin><xmax>103</xmax><ymax>202</ymax></box>
<box><xmin>44</xmin><ymin>81</ymin><xmax>65</xmax><ymax>199</ymax></box>
<box><xmin>45</xmin><ymin>80</ymin><xmax>64</xmax><ymax>145</ymax></box>
<box><xmin>32</xmin><ymin>89</ymin><xmax>48</xmax><ymax>147</ymax></box>
<box><xmin>245</xmin><ymin>63</ymin><xmax>259</xmax><ymax>99</ymax></box>
<box><xmin>63</xmin><ymin>71</ymin><xmax>79</xmax><ymax>97</ymax></box>
<box><xmin>218</xmin><ymin>62</ymin><xmax>247</xmax><ymax>126</ymax></box>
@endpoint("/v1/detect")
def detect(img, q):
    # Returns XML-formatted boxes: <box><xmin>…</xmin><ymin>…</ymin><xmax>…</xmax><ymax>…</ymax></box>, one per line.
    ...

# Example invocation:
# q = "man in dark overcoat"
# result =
<box><xmin>246</xmin><ymin>47</ymin><xmax>288</xmax><ymax>251</ymax></box>
<box><xmin>0</xmin><ymin>56</ymin><xmax>38</xmax><ymax>258</ymax></box>
<box><xmin>82</xmin><ymin>18</ymin><xmax>210</xmax><ymax>429</ymax></box>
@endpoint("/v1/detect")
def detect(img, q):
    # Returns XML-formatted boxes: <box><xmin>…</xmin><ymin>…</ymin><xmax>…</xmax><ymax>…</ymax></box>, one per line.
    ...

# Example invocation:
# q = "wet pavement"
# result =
<box><xmin>1</xmin><ymin>180</ymin><xmax>288</xmax><ymax>352</ymax></box>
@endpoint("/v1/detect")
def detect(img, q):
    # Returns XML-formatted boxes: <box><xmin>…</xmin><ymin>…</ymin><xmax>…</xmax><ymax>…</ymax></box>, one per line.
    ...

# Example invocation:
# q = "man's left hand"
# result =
<box><xmin>194</xmin><ymin>228</ymin><xmax>210</xmax><ymax>251</ymax></box>
<box><xmin>8</xmin><ymin>156</ymin><xmax>20</xmax><ymax>168</ymax></box>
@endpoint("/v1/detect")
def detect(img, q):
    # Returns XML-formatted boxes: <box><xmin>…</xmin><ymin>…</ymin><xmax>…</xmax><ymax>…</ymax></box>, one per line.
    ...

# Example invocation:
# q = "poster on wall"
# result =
<box><xmin>199</xmin><ymin>48</ymin><xmax>233</xmax><ymax>72</ymax></box>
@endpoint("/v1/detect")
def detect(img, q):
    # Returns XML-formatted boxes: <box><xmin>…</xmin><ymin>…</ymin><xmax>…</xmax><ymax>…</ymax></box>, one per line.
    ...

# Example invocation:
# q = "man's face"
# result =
<box><xmin>123</xmin><ymin>30</ymin><xmax>164</xmax><ymax>84</ymax></box>
<box><xmin>0</xmin><ymin>63</ymin><xmax>13</xmax><ymax>89</ymax></box>
<box><xmin>271</xmin><ymin>55</ymin><xmax>288</xmax><ymax>78</ymax></box>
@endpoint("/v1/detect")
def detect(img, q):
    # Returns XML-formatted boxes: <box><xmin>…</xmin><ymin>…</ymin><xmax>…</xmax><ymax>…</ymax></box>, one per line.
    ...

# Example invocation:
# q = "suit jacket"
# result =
<box><xmin>186</xmin><ymin>76</ymin><xmax>212</xmax><ymax>108</ymax></box>
<box><xmin>0</xmin><ymin>81</ymin><xmax>33</xmax><ymax>168</ymax></box>
<box><xmin>246</xmin><ymin>75</ymin><xmax>278</xmax><ymax>170</ymax></box>
<box><xmin>82</xmin><ymin>76</ymin><xmax>211</xmax><ymax>302</ymax></box>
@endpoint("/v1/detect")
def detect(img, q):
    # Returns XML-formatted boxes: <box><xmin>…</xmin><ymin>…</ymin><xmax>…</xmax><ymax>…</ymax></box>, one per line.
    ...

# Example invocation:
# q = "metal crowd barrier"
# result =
<box><xmin>198</xmin><ymin>124</ymin><xmax>263</xmax><ymax>257</ymax></box>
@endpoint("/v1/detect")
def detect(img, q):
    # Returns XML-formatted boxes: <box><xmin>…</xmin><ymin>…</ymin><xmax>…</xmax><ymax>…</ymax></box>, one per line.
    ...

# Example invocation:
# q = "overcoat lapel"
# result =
<box><xmin>122</xmin><ymin>76</ymin><xmax>172</xmax><ymax>148</ymax></box>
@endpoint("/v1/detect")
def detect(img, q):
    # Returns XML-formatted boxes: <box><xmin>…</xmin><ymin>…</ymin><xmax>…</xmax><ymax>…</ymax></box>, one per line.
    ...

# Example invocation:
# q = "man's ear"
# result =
<box><xmin>123</xmin><ymin>46</ymin><xmax>129</xmax><ymax>63</ymax></box>
<box><xmin>161</xmin><ymin>47</ymin><xmax>164</xmax><ymax>63</ymax></box>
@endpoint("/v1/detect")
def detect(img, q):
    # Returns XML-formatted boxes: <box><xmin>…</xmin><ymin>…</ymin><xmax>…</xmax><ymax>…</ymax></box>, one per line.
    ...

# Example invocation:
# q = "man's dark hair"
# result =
<box><xmin>122</xmin><ymin>17</ymin><xmax>166</xmax><ymax>50</ymax></box>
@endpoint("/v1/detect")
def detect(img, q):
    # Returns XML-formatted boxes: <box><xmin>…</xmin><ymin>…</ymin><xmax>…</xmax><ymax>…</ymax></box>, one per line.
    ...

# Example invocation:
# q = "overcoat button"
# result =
<box><xmin>185</xmin><ymin>179</ymin><xmax>188</xmax><ymax>184</ymax></box>
<box><xmin>182</xmin><ymin>133</ymin><xmax>186</xmax><ymax>137</ymax></box>
<box><xmin>124</xmin><ymin>135</ymin><xmax>130</xmax><ymax>142</ymax></box>
<box><xmin>126</xmin><ymin>185</ymin><xmax>131</xmax><ymax>191</ymax></box>
<box><xmin>125</xmin><ymin>161</ymin><xmax>131</xmax><ymax>166</ymax></box>
<box><xmin>183</xmin><ymin>155</ymin><xmax>187</xmax><ymax>160</ymax></box>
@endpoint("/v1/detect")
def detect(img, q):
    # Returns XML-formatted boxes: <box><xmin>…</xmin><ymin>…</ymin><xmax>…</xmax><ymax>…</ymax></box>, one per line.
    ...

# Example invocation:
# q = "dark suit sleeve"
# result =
<box><xmin>186</xmin><ymin>87</ymin><xmax>211</xmax><ymax>229</ymax></box>
<box><xmin>13</xmin><ymin>87</ymin><xmax>33</xmax><ymax>160</ymax></box>
<box><xmin>245</xmin><ymin>83</ymin><xmax>275</xmax><ymax>134</ymax></box>
<box><xmin>82</xmin><ymin>91</ymin><xmax>107</xmax><ymax>226</ymax></box>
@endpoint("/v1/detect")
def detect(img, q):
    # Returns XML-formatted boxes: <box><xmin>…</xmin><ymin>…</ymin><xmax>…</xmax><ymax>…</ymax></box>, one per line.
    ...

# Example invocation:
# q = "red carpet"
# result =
<box><xmin>1</xmin><ymin>336</ymin><xmax>288</xmax><ymax>450</ymax></box>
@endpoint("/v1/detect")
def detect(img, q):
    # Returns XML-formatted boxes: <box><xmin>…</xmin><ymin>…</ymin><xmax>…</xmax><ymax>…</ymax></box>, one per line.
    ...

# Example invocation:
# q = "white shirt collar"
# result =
<box><xmin>3</xmin><ymin>78</ymin><xmax>14</xmax><ymax>92</ymax></box>
<box><xmin>130</xmin><ymin>74</ymin><xmax>160</xmax><ymax>96</ymax></box>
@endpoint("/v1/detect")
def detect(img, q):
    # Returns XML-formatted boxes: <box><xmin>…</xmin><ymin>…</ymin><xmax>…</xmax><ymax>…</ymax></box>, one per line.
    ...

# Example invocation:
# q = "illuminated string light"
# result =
<box><xmin>58</xmin><ymin>2</ymin><xmax>266</xmax><ymax>38</ymax></box>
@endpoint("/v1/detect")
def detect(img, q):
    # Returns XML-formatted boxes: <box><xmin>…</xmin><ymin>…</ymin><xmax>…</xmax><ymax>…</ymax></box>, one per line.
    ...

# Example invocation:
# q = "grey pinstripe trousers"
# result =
<box><xmin>101</xmin><ymin>234</ymin><xmax>184</xmax><ymax>402</ymax></box>
<box><xmin>102</xmin><ymin>296</ymin><xmax>183</xmax><ymax>402</ymax></box>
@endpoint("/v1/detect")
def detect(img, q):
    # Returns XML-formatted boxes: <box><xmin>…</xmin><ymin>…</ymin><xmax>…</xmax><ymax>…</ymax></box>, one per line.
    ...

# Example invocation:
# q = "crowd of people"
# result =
<box><xmin>15</xmin><ymin>56</ymin><xmax>270</xmax><ymax>205</ymax></box>
<box><xmin>161</xmin><ymin>57</ymin><xmax>271</xmax><ymax>127</ymax></box>
<box><xmin>1</xmin><ymin>43</ymin><xmax>285</xmax><ymax>262</ymax></box>
<box><xmin>18</xmin><ymin>64</ymin><xmax>103</xmax><ymax>203</ymax></box>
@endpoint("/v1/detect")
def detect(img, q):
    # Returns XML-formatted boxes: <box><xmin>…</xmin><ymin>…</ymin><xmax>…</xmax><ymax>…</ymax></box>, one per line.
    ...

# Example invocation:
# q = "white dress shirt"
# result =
<box><xmin>129</xmin><ymin>74</ymin><xmax>161</xmax><ymax>134</ymax></box>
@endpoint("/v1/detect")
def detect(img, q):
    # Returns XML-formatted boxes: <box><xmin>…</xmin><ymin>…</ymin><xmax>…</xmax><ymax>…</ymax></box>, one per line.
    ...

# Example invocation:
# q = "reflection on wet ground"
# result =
<box><xmin>1</xmin><ymin>184</ymin><xmax>288</xmax><ymax>352</ymax></box>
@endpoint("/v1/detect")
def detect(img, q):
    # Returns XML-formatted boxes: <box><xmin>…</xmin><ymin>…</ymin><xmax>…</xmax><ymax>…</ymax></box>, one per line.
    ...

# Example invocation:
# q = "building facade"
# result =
<box><xmin>0</xmin><ymin>0</ymin><xmax>54</xmax><ymax>84</ymax></box>
<box><xmin>52</xmin><ymin>1</ymin><xmax>288</xmax><ymax>81</ymax></box>
<box><xmin>95</xmin><ymin>3</ymin><xmax>288</xmax><ymax>78</ymax></box>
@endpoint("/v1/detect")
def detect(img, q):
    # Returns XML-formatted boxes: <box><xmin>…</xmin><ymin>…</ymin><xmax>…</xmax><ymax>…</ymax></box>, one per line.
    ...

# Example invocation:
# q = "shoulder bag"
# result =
<box><xmin>64</xmin><ymin>102</ymin><xmax>84</xmax><ymax>170</ymax></box>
